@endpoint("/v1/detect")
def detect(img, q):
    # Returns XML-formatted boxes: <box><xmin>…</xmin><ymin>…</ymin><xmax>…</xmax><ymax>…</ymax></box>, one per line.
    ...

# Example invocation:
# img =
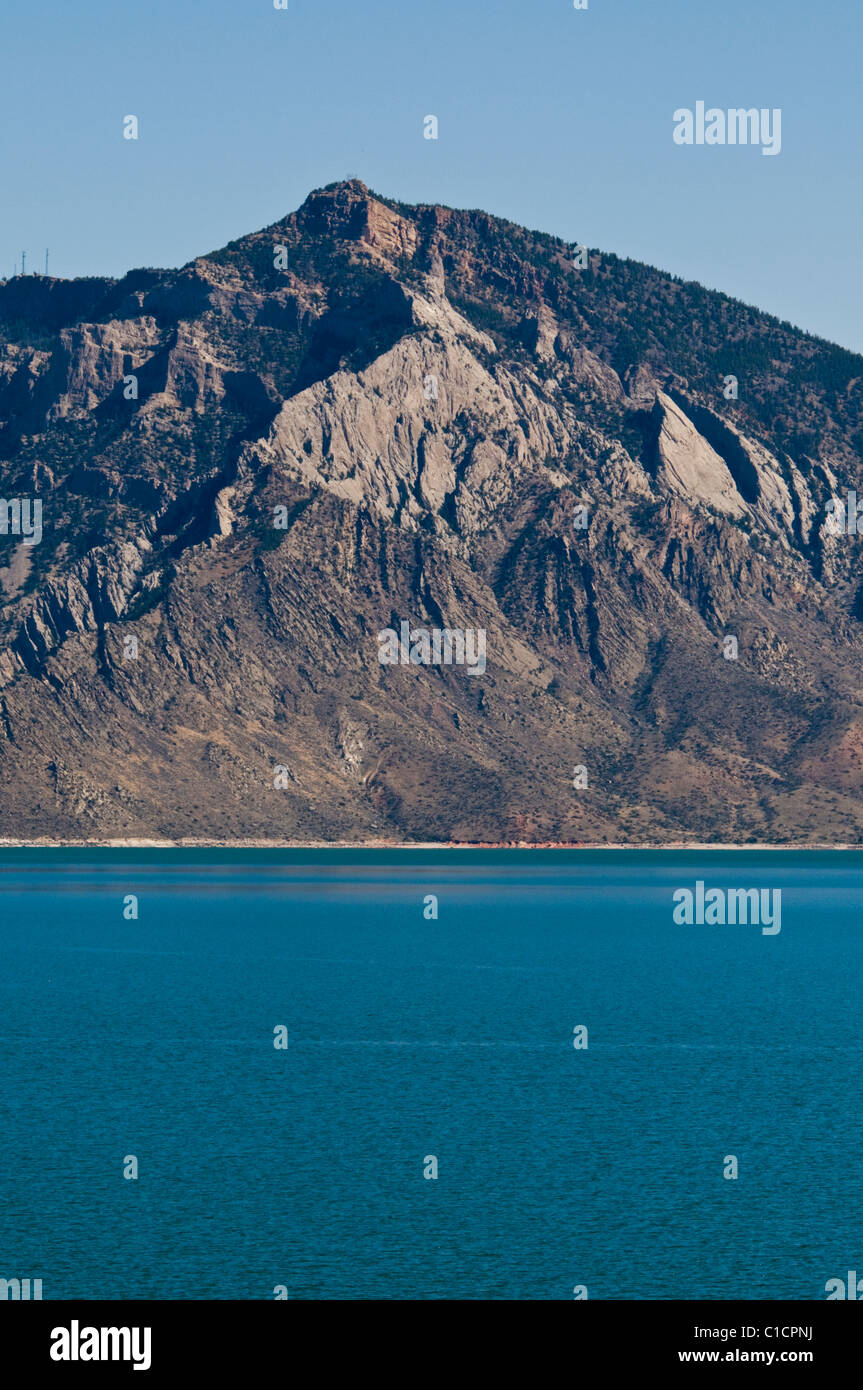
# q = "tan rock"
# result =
<box><xmin>653</xmin><ymin>391</ymin><xmax>747</xmax><ymax>518</ymax></box>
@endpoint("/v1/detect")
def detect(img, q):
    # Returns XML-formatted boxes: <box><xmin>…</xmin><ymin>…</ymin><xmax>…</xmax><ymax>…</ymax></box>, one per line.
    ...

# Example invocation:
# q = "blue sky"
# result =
<box><xmin>2</xmin><ymin>0</ymin><xmax>861</xmax><ymax>350</ymax></box>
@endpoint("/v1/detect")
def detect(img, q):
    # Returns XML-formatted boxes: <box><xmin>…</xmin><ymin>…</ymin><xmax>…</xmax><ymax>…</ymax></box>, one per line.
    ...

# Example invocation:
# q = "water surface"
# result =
<box><xmin>1</xmin><ymin>850</ymin><xmax>860</xmax><ymax>1299</ymax></box>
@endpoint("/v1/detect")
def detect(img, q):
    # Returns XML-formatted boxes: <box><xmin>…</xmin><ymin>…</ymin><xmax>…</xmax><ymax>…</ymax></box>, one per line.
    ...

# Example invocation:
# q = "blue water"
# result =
<box><xmin>1</xmin><ymin>851</ymin><xmax>861</xmax><ymax>1300</ymax></box>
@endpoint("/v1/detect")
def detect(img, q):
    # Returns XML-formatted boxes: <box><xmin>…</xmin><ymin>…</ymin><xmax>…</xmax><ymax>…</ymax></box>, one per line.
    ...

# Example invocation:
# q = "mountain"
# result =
<box><xmin>1</xmin><ymin>178</ymin><xmax>863</xmax><ymax>844</ymax></box>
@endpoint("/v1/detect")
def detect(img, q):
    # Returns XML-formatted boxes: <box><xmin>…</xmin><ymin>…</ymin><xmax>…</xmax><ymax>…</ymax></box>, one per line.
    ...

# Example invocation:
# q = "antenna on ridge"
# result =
<box><xmin>45</xmin><ymin>248</ymin><xmax>49</xmax><ymax>276</ymax></box>
<box><xmin>22</xmin><ymin>250</ymin><xmax>26</xmax><ymax>276</ymax></box>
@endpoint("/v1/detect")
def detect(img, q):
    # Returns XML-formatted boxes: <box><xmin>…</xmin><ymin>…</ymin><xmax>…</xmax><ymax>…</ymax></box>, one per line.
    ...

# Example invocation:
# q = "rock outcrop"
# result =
<box><xmin>1</xmin><ymin>179</ymin><xmax>862</xmax><ymax>843</ymax></box>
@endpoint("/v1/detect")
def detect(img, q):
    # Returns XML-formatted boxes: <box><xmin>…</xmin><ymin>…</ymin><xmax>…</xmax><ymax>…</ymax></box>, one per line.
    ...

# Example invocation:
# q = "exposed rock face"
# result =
<box><xmin>1</xmin><ymin>179</ymin><xmax>863</xmax><ymax>843</ymax></box>
<box><xmin>651</xmin><ymin>391</ymin><xmax>748</xmax><ymax>518</ymax></box>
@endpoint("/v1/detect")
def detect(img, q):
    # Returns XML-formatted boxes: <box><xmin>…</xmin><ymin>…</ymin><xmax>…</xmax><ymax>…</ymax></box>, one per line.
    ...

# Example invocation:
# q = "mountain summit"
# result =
<box><xmin>1</xmin><ymin>182</ymin><xmax>862</xmax><ymax>843</ymax></box>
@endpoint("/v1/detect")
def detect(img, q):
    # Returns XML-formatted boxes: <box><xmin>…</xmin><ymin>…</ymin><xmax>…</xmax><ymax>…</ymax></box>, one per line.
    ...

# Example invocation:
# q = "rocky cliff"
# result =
<box><xmin>1</xmin><ymin>178</ymin><xmax>862</xmax><ymax>843</ymax></box>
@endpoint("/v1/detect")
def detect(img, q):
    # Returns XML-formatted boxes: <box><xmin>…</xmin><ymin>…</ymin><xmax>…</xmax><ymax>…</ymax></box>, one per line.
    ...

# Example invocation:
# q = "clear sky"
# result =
<box><xmin>2</xmin><ymin>0</ymin><xmax>861</xmax><ymax>350</ymax></box>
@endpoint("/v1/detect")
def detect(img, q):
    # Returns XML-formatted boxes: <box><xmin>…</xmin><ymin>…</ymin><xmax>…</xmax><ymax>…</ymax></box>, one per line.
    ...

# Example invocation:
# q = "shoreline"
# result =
<box><xmin>0</xmin><ymin>839</ymin><xmax>861</xmax><ymax>851</ymax></box>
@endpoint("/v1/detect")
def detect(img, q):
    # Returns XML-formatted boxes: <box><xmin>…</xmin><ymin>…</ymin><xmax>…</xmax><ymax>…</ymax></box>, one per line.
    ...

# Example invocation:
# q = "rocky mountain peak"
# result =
<box><xmin>295</xmin><ymin>179</ymin><xmax>417</xmax><ymax>263</ymax></box>
<box><xmin>1</xmin><ymin>185</ymin><xmax>863</xmax><ymax>843</ymax></box>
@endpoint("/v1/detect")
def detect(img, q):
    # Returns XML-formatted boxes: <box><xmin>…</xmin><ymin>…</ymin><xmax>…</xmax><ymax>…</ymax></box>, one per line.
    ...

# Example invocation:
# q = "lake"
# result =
<box><xmin>1</xmin><ymin>849</ymin><xmax>860</xmax><ymax>1300</ymax></box>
